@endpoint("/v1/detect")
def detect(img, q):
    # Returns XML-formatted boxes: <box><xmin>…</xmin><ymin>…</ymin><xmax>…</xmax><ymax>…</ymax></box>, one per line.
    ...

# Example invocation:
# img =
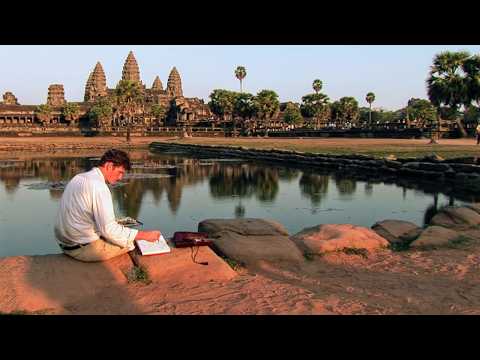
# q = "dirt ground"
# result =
<box><xmin>46</xmin><ymin>227</ymin><xmax>480</xmax><ymax>315</ymax></box>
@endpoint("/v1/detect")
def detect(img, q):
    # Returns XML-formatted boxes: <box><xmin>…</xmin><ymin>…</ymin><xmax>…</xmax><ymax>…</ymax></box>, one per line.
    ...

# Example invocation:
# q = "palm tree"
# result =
<box><xmin>253</xmin><ymin>90</ymin><xmax>280</xmax><ymax>132</ymax></box>
<box><xmin>365</xmin><ymin>92</ymin><xmax>375</xmax><ymax>128</ymax></box>
<box><xmin>427</xmin><ymin>51</ymin><xmax>471</xmax><ymax>143</ymax></box>
<box><xmin>115</xmin><ymin>80</ymin><xmax>144</xmax><ymax>142</ymax></box>
<box><xmin>235</xmin><ymin>66</ymin><xmax>247</xmax><ymax>93</ymax></box>
<box><xmin>312</xmin><ymin>79</ymin><xmax>323</xmax><ymax>94</ymax></box>
<box><xmin>300</xmin><ymin>93</ymin><xmax>330</xmax><ymax>129</ymax></box>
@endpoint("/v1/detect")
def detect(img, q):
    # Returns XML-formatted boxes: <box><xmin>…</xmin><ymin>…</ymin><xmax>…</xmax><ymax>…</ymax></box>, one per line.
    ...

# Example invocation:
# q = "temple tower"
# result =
<box><xmin>166</xmin><ymin>67</ymin><xmax>183</xmax><ymax>98</ymax></box>
<box><xmin>3</xmin><ymin>92</ymin><xmax>19</xmax><ymax>105</ymax></box>
<box><xmin>84</xmin><ymin>62</ymin><xmax>108</xmax><ymax>102</ymax></box>
<box><xmin>121</xmin><ymin>51</ymin><xmax>142</xmax><ymax>85</ymax></box>
<box><xmin>152</xmin><ymin>76</ymin><xmax>163</xmax><ymax>91</ymax></box>
<box><xmin>47</xmin><ymin>84</ymin><xmax>66</xmax><ymax>106</ymax></box>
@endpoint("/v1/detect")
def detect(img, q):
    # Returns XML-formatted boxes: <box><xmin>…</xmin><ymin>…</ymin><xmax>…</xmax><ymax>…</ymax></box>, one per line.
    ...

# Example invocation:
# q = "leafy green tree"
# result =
<box><xmin>253</xmin><ymin>90</ymin><xmax>280</xmax><ymax>129</ymax></box>
<box><xmin>427</xmin><ymin>50</ymin><xmax>471</xmax><ymax>142</ymax></box>
<box><xmin>300</xmin><ymin>93</ymin><xmax>331</xmax><ymax>129</ymax></box>
<box><xmin>114</xmin><ymin>79</ymin><xmax>144</xmax><ymax>142</ymax></box>
<box><xmin>35</xmin><ymin>104</ymin><xmax>52</xmax><ymax>125</ymax></box>
<box><xmin>312</xmin><ymin>79</ymin><xmax>323</xmax><ymax>94</ymax></box>
<box><xmin>365</xmin><ymin>92</ymin><xmax>376</xmax><ymax>127</ymax></box>
<box><xmin>62</xmin><ymin>102</ymin><xmax>80</xmax><ymax>125</ymax></box>
<box><xmin>282</xmin><ymin>102</ymin><xmax>303</xmax><ymax>128</ymax></box>
<box><xmin>150</xmin><ymin>104</ymin><xmax>166</xmax><ymax>126</ymax></box>
<box><xmin>464</xmin><ymin>105</ymin><xmax>480</xmax><ymax>131</ymax></box>
<box><xmin>208</xmin><ymin>89</ymin><xmax>237</xmax><ymax>135</ymax></box>
<box><xmin>406</xmin><ymin>98</ymin><xmax>437</xmax><ymax>129</ymax></box>
<box><xmin>235</xmin><ymin>66</ymin><xmax>247</xmax><ymax>93</ymax></box>
<box><xmin>88</xmin><ymin>97</ymin><xmax>113</xmax><ymax>127</ymax></box>
<box><xmin>331</xmin><ymin>97</ymin><xmax>359</xmax><ymax>128</ymax></box>
<box><xmin>233</xmin><ymin>92</ymin><xmax>256</xmax><ymax>136</ymax></box>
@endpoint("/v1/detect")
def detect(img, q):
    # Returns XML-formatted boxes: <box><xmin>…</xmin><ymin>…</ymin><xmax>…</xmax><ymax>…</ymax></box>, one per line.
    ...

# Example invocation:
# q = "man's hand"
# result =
<box><xmin>135</xmin><ymin>230</ymin><xmax>161</xmax><ymax>243</ymax></box>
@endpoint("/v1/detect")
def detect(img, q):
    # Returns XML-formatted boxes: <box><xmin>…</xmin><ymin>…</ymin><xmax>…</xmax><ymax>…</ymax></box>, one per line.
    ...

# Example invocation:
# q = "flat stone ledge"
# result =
<box><xmin>129</xmin><ymin>245</ymin><xmax>237</xmax><ymax>284</ymax></box>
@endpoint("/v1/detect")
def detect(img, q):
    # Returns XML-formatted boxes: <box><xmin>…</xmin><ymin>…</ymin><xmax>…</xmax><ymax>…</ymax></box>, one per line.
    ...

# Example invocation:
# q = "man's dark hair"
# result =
<box><xmin>98</xmin><ymin>149</ymin><xmax>131</xmax><ymax>170</ymax></box>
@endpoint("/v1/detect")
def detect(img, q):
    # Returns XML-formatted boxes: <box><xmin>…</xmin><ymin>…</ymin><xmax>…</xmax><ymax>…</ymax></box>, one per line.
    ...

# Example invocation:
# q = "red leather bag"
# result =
<box><xmin>172</xmin><ymin>232</ymin><xmax>213</xmax><ymax>248</ymax></box>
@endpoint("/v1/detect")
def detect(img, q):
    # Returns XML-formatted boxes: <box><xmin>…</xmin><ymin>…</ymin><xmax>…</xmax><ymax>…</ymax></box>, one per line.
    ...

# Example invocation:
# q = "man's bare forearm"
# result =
<box><xmin>135</xmin><ymin>230</ymin><xmax>161</xmax><ymax>242</ymax></box>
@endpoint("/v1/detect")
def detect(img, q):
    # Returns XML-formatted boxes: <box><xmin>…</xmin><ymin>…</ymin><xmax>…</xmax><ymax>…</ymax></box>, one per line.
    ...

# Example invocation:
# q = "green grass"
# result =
<box><xmin>446</xmin><ymin>235</ymin><xmax>474</xmax><ymax>249</ymax></box>
<box><xmin>303</xmin><ymin>253</ymin><xmax>316</xmax><ymax>261</ymax></box>
<box><xmin>389</xmin><ymin>242</ymin><xmax>412</xmax><ymax>252</ymax></box>
<box><xmin>0</xmin><ymin>309</ymin><xmax>54</xmax><ymax>315</ymax></box>
<box><xmin>340</xmin><ymin>247</ymin><xmax>369</xmax><ymax>258</ymax></box>
<box><xmin>126</xmin><ymin>266</ymin><xmax>151</xmax><ymax>285</ymax></box>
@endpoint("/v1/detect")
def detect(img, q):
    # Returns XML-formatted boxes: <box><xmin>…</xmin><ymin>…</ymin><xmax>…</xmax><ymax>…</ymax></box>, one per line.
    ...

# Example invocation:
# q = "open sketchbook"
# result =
<box><xmin>135</xmin><ymin>234</ymin><xmax>171</xmax><ymax>256</ymax></box>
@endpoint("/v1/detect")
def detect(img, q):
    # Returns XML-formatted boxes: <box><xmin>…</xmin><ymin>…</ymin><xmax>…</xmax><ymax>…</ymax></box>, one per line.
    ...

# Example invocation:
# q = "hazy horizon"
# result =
<box><xmin>1</xmin><ymin>45</ymin><xmax>480</xmax><ymax>110</ymax></box>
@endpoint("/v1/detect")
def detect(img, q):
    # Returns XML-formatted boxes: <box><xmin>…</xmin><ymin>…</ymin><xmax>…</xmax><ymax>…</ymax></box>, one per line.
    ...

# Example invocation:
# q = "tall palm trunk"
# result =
<box><xmin>456</xmin><ymin>117</ymin><xmax>468</xmax><ymax>137</ymax></box>
<box><xmin>240</xmin><ymin>80</ymin><xmax>243</xmax><ymax>93</ymax></box>
<box><xmin>368</xmin><ymin>103</ymin><xmax>372</xmax><ymax>128</ymax></box>
<box><xmin>429</xmin><ymin>111</ymin><xmax>440</xmax><ymax>144</ymax></box>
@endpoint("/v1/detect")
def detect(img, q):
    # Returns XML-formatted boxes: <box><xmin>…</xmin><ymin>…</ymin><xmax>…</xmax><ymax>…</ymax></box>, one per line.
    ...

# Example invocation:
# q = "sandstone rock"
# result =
<box><xmin>410</xmin><ymin>226</ymin><xmax>460</xmax><ymax>248</ymax></box>
<box><xmin>0</xmin><ymin>254</ymin><xmax>135</xmax><ymax>314</ymax></box>
<box><xmin>129</xmin><ymin>245</ymin><xmax>236</xmax><ymax>284</ymax></box>
<box><xmin>466</xmin><ymin>203</ymin><xmax>480</xmax><ymax>214</ymax></box>
<box><xmin>417</xmin><ymin>162</ymin><xmax>451</xmax><ymax>172</ymax></box>
<box><xmin>430</xmin><ymin>206</ymin><xmax>480</xmax><ymax>228</ymax></box>
<box><xmin>290</xmin><ymin>224</ymin><xmax>389</xmax><ymax>254</ymax></box>
<box><xmin>449</xmin><ymin>164</ymin><xmax>480</xmax><ymax>174</ymax></box>
<box><xmin>198</xmin><ymin>218</ymin><xmax>303</xmax><ymax>266</ymax></box>
<box><xmin>371</xmin><ymin>220</ymin><xmax>422</xmax><ymax>245</ymax></box>
<box><xmin>385</xmin><ymin>154</ymin><xmax>397</xmax><ymax>161</ymax></box>
<box><xmin>420</xmin><ymin>154</ymin><xmax>445</xmax><ymax>162</ymax></box>
<box><xmin>199</xmin><ymin>218</ymin><xmax>289</xmax><ymax>237</ymax></box>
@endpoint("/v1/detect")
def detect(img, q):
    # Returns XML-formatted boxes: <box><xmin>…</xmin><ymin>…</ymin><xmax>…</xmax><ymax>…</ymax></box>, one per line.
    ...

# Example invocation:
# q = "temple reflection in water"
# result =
<box><xmin>1</xmin><ymin>150</ymin><xmax>479</xmax><ymax>230</ymax></box>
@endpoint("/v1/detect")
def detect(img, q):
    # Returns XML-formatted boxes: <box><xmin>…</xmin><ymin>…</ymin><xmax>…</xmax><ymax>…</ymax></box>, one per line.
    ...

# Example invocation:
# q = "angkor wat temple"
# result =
<box><xmin>0</xmin><ymin>51</ymin><xmax>213</xmax><ymax>133</ymax></box>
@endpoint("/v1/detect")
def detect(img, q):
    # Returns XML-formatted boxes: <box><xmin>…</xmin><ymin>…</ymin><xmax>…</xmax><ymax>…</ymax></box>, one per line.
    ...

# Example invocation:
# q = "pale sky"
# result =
<box><xmin>1</xmin><ymin>45</ymin><xmax>479</xmax><ymax>110</ymax></box>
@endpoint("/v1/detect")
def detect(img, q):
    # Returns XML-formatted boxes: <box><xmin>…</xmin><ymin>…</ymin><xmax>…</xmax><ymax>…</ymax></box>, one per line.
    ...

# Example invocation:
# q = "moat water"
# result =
<box><xmin>0</xmin><ymin>149</ymin><xmax>478</xmax><ymax>258</ymax></box>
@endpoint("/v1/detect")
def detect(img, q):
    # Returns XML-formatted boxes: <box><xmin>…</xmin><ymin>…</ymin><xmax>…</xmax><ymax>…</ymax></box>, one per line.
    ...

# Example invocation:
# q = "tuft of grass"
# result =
<box><xmin>126</xmin><ymin>266</ymin><xmax>151</xmax><ymax>285</ymax></box>
<box><xmin>340</xmin><ymin>247</ymin><xmax>369</xmax><ymax>258</ymax></box>
<box><xmin>223</xmin><ymin>257</ymin><xmax>244</xmax><ymax>271</ymax></box>
<box><xmin>0</xmin><ymin>309</ymin><xmax>54</xmax><ymax>315</ymax></box>
<box><xmin>303</xmin><ymin>253</ymin><xmax>315</xmax><ymax>261</ymax></box>
<box><xmin>447</xmin><ymin>235</ymin><xmax>474</xmax><ymax>249</ymax></box>
<box><xmin>389</xmin><ymin>242</ymin><xmax>411</xmax><ymax>252</ymax></box>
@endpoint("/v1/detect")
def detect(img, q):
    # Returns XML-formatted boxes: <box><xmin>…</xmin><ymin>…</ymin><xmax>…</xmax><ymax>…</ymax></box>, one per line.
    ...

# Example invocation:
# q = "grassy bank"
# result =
<box><xmin>167</xmin><ymin>137</ymin><xmax>480</xmax><ymax>159</ymax></box>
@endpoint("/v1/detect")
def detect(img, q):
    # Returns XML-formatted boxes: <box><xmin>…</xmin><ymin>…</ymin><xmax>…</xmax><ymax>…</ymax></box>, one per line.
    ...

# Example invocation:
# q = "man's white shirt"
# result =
<box><xmin>54</xmin><ymin>167</ymin><xmax>138</xmax><ymax>250</ymax></box>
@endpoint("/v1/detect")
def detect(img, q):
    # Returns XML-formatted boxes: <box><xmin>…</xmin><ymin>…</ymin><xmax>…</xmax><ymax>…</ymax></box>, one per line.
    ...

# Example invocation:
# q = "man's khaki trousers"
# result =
<box><xmin>62</xmin><ymin>238</ymin><xmax>131</xmax><ymax>262</ymax></box>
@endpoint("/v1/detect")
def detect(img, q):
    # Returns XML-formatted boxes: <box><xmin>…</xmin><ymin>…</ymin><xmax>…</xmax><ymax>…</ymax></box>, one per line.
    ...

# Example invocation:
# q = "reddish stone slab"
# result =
<box><xmin>130</xmin><ymin>245</ymin><xmax>237</xmax><ymax>284</ymax></box>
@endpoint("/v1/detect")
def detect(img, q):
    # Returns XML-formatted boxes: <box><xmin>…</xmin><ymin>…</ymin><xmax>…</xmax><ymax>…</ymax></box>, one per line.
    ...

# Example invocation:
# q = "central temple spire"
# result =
<box><xmin>84</xmin><ymin>61</ymin><xmax>107</xmax><ymax>102</ymax></box>
<box><xmin>121</xmin><ymin>51</ymin><xmax>142</xmax><ymax>84</ymax></box>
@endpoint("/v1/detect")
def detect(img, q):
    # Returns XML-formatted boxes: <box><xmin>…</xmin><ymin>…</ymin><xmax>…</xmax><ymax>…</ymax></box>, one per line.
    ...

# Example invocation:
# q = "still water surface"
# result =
<box><xmin>0</xmin><ymin>150</ymin><xmax>477</xmax><ymax>257</ymax></box>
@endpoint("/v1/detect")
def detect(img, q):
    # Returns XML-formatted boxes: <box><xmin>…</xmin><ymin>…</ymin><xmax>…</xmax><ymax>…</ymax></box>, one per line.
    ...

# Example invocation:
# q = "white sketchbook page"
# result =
<box><xmin>136</xmin><ymin>234</ymin><xmax>171</xmax><ymax>256</ymax></box>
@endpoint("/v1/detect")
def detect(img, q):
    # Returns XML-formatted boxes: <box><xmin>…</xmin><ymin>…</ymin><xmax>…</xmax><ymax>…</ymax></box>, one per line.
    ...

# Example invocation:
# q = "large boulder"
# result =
<box><xmin>466</xmin><ymin>203</ymin><xmax>480</xmax><ymax>214</ymax></box>
<box><xmin>371</xmin><ymin>220</ymin><xmax>422</xmax><ymax>246</ymax></box>
<box><xmin>290</xmin><ymin>224</ymin><xmax>389</xmax><ymax>255</ymax></box>
<box><xmin>430</xmin><ymin>206</ymin><xmax>480</xmax><ymax>228</ymax></box>
<box><xmin>198</xmin><ymin>218</ymin><xmax>304</xmax><ymax>266</ymax></box>
<box><xmin>410</xmin><ymin>226</ymin><xmax>461</xmax><ymax>248</ymax></box>
<box><xmin>199</xmin><ymin>218</ymin><xmax>289</xmax><ymax>237</ymax></box>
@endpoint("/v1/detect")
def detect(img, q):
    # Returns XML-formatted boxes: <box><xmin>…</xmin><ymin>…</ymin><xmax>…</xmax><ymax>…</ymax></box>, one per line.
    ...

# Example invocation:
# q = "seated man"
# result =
<box><xmin>54</xmin><ymin>149</ymin><xmax>161</xmax><ymax>262</ymax></box>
